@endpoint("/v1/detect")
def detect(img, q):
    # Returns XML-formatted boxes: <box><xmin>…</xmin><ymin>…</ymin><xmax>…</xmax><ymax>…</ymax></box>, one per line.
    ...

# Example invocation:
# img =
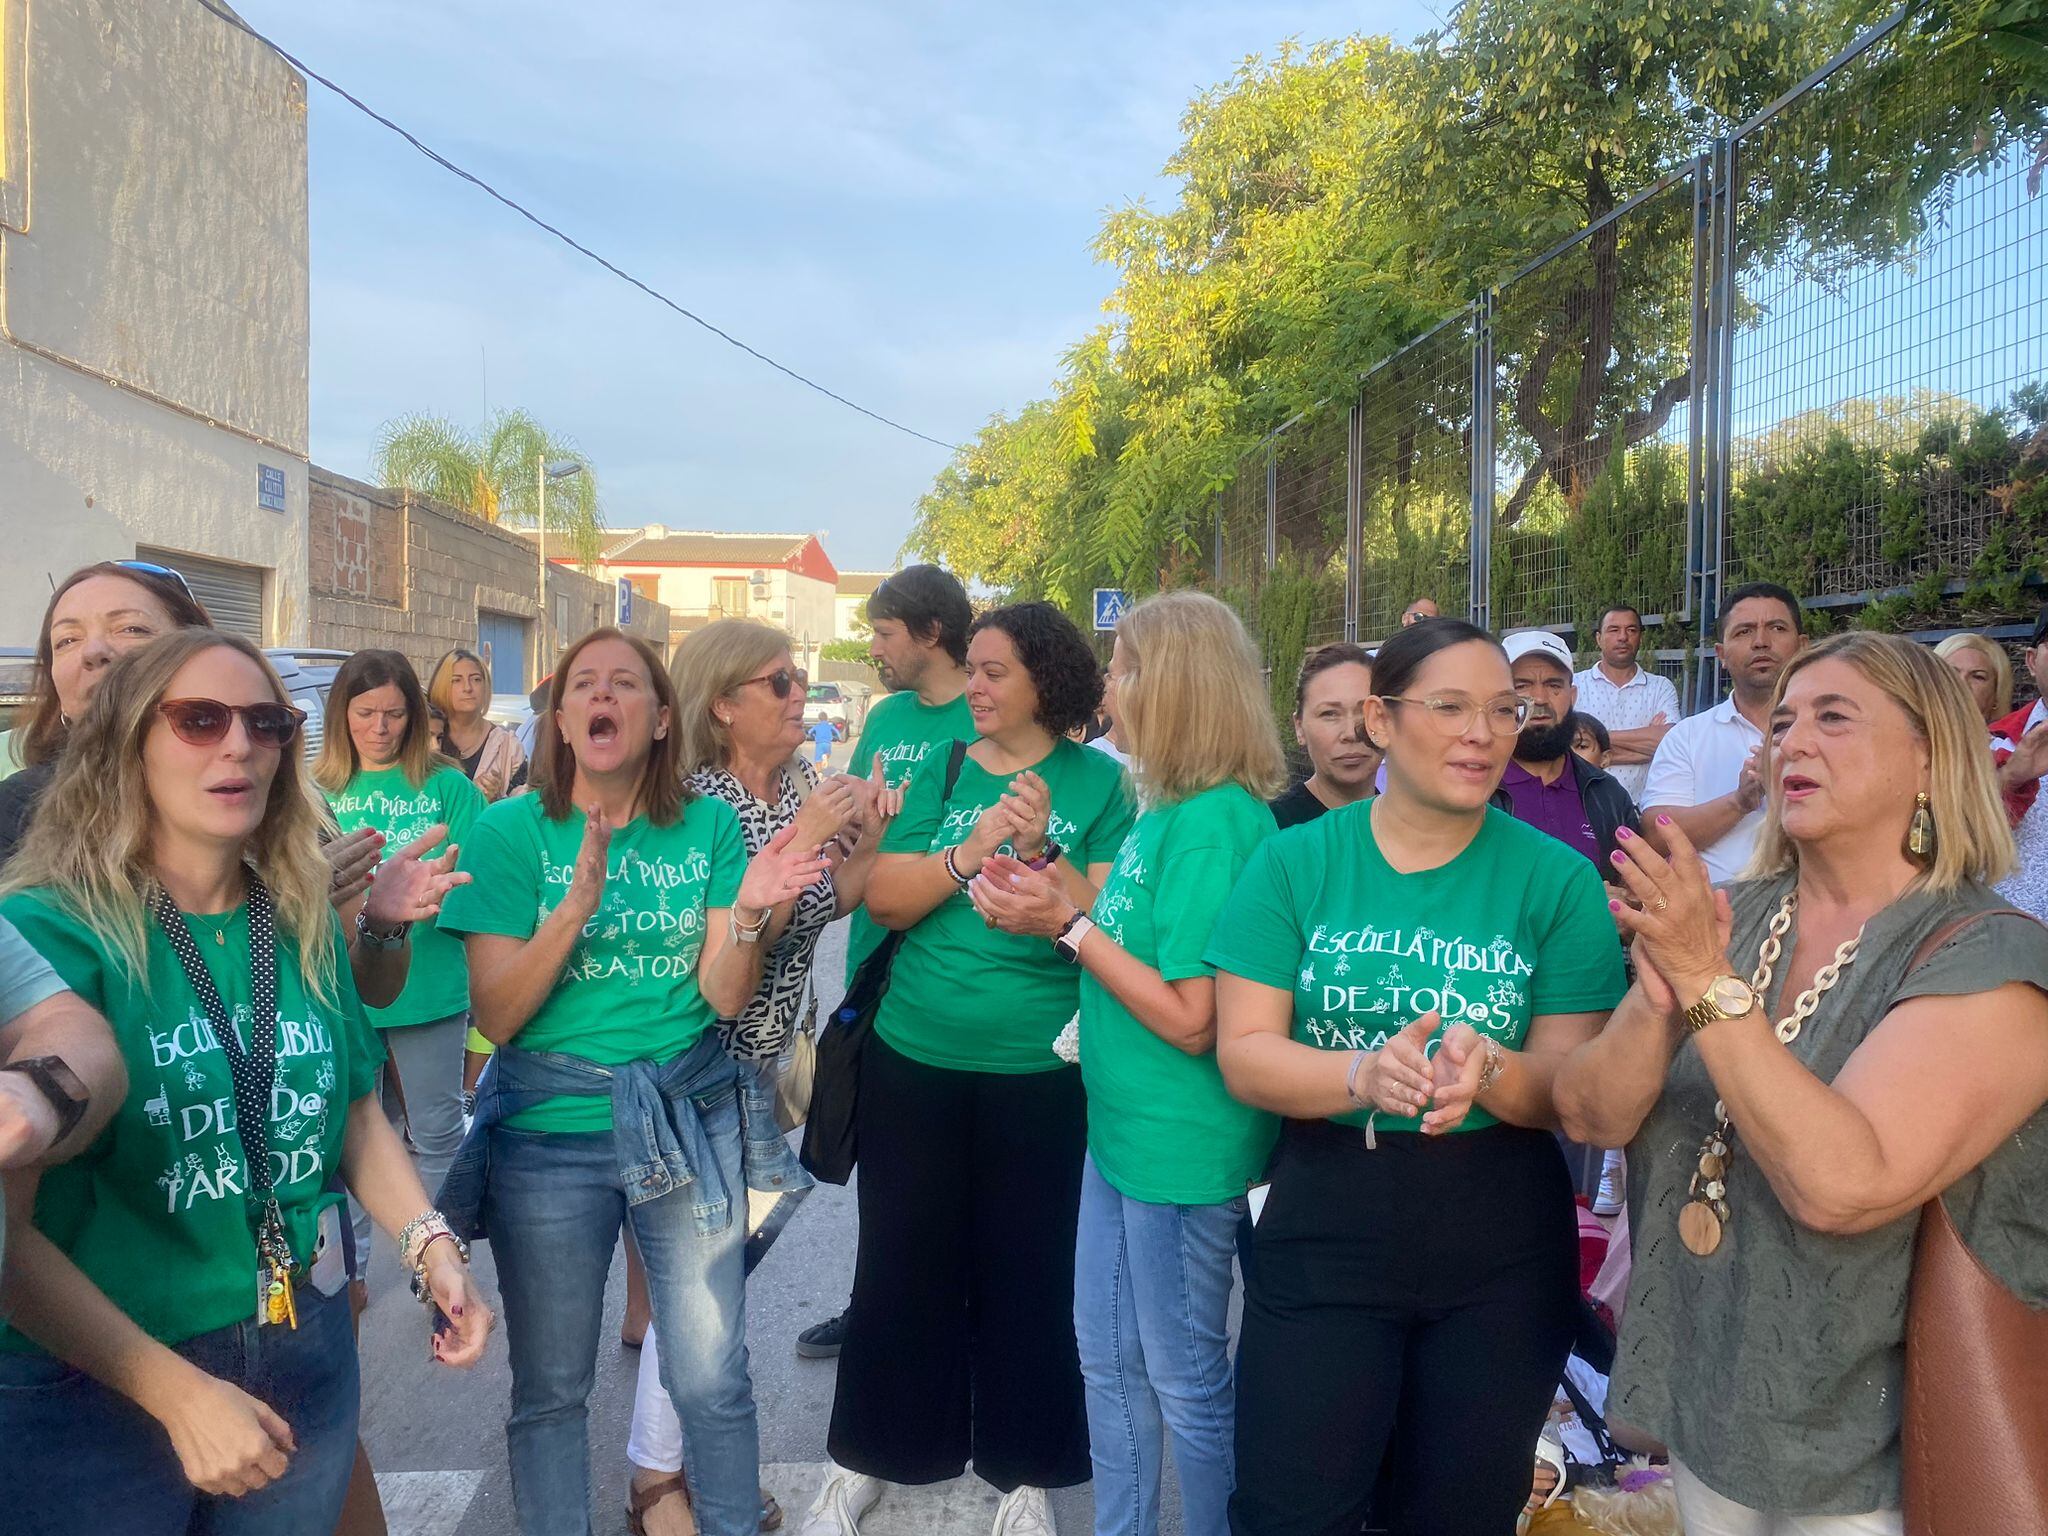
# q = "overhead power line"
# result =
<box><xmin>191</xmin><ymin>0</ymin><xmax>962</xmax><ymax>453</ymax></box>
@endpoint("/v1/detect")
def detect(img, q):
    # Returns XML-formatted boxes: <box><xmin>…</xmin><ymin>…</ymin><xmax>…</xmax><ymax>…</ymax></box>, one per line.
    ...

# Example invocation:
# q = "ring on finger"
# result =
<box><xmin>1653</xmin><ymin>896</ymin><xmax>1669</xmax><ymax>911</ymax></box>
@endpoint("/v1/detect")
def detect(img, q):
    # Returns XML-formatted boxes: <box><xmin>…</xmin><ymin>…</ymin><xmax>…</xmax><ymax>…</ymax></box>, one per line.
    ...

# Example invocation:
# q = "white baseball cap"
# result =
<box><xmin>1502</xmin><ymin>629</ymin><xmax>1575</xmax><ymax>676</ymax></box>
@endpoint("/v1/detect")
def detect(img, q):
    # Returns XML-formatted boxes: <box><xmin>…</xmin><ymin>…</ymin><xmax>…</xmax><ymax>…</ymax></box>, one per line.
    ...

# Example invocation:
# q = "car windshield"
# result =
<box><xmin>807</xmin><ymin>685</ymin><xmax>838</xmax><ymax>702</ymax></box>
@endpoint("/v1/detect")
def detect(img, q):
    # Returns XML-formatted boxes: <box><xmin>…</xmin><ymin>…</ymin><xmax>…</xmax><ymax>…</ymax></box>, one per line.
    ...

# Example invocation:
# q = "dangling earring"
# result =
<box><xmin>1907</xmin><ymin>791</ymin><xmax>1936</xmax><ymax>858</ymax></box>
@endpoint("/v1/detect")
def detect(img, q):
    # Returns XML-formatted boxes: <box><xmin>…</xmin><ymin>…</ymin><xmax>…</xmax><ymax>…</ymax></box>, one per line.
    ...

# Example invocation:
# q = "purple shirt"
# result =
<box><xmin>1499</xmin><ymin>760</ymin><xmax>1601</xmax><ymax>865</ymax></box>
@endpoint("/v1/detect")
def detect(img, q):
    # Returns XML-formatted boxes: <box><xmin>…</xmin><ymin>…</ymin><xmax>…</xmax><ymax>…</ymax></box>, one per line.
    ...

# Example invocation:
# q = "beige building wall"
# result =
<box><xmin>308</xmin><ymin>469</ymin><xmax>669</xmax><ymax>692</ymax></box>
<box><xmin>0</xmin><ymin>0</ymin><xmax>310</xmax><ymax>644</ymax></box>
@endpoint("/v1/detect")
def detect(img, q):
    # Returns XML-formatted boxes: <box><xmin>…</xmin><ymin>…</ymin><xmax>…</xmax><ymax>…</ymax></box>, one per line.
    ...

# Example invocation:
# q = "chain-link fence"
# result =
<box><xmin>1208</xmin><ymin>10</ymin><xmax>2045</xmax><ymax>717</ymax></box>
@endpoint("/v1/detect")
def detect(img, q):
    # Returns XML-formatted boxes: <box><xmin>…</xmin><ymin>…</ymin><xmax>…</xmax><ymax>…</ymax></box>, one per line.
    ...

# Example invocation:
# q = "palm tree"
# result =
<box><xmin>371</xmin><ymin>409</ymin><xmax>606</xmax><ymax>563</ymax></box>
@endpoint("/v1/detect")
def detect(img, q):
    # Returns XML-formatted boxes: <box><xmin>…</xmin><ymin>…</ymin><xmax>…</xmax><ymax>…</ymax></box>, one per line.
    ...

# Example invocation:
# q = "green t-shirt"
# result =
<box><xmin>0</xmin><ymin>890</ymin><xmax>381</xmax><ymax>1351</ymax></box>
<box><xmin>1081</xmin><ymin>783</ymin><xmax>1280</xmax><ymax>1204</ymax></box>
<box><xmin>323</xmin><ymin>763</ymin><xmax>485</xmax><ymax>1029</ymax></box>
<box><xmin>437</xmin><ymin>793</ymin><xmax>745</xmax><ymax>1132</ymax></box>
<box><xmin>1205</xmin><ymin>803</ymin><xmax>1625</xmax><ymax>1134</ymax></box>
<box><xmin>875</xmin><ymin>737</ymin><xmax>1136</xmax><ymax>1073</ymax></box>
<box><xmin>844</xmin><ymin>688</ymin><xmax>975</xmax><ymax>982</ymax></box>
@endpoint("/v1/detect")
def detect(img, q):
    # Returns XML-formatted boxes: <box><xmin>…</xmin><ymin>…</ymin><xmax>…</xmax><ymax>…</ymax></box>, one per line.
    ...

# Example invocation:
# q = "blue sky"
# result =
<box><xmin>238</xmin><ymin>0</ymin><xmax>1439</xmax><ymax>571</ymax></box>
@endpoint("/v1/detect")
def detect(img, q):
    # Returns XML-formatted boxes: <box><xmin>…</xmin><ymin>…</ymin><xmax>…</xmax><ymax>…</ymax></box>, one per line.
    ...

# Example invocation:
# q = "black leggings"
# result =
<box><xmin>1231</xmin><ymin>1120</ymin><xmax>1578</xmax><ymax>1536</ymax></box>
<box><xmin>827</xmin><ymin>1033</ymin><xmax>1091</xmax><ymax>1491</ymax></box>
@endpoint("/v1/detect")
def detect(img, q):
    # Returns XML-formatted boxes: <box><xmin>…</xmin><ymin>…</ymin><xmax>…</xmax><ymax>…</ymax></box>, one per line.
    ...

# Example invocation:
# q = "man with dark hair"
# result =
<box><xmin>1573</xmin><ymin>603</ymin><xmax>1680</xmax><ymax>805</ymax></box>
<box><xmin>796</xmin><ymin>563</ymin><xmax>974</xmax><ymax>1363</ymax></box>
<box><xmin>1643</xmin><ymin>581</ymin><xmax>1807</xmax><ymax>882</ymax></box>
<box><xmin>1495</xmin><ymin>631</ymin><xmax>1640</xmax><ymax>872</ymax></box>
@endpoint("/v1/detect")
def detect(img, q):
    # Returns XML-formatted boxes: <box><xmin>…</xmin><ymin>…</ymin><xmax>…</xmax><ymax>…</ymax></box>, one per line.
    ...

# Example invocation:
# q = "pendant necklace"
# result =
<box><xmin>1677</xmin><ymin>892</ymin><xmax>1863</xmax><ymax>1257</ymax></box>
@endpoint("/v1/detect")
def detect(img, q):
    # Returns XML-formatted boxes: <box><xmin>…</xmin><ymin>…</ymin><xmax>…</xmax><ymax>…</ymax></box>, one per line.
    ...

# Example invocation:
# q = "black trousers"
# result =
<box><xmin>1231</xmin><ymin>1120</ymin><xmax>1579</xmax><ymax>1536</ymax></box>
<box><xmin>827</xmin><ymin>1033</ymin><xmax>1091</xmax><ymax>1491</ymax></box>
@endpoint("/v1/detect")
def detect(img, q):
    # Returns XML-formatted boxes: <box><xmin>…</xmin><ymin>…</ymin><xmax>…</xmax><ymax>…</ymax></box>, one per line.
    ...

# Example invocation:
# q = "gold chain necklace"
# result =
<box><xmin>1677</xmin><ymin>892</ymin><xmax>1864</xmax><ymax>1257</ymax></box>
<box><xmin>184</xmin><ymin>909</ymin><xmax>237</xmax><ymax>948</ymax></box>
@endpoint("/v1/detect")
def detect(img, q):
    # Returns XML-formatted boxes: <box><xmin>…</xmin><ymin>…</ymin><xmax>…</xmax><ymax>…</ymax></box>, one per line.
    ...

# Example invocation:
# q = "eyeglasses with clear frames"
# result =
<box><xmin>1381</xmin><ymin>693</ymin><xmax>1530</xmax><ymax>738</ymax></box>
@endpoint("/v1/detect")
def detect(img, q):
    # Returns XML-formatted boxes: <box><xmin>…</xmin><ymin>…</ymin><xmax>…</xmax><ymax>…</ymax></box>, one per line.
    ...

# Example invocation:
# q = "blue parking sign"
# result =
<box><xmin>1093</xmin><ymin>589</ymin><xmax>1131</xmax><ymax>631</ymax></box>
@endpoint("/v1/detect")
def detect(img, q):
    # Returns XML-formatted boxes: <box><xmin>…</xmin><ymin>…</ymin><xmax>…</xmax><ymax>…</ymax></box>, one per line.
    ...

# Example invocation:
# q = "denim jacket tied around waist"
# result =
<box><xmin>437</xmin><ymin>1033</ymin><xmax>811</xmax><ymax>1247</ymax></box>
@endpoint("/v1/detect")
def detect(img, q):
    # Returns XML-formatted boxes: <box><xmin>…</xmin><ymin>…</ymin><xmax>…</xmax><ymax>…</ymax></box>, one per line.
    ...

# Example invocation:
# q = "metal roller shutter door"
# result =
<box><xmin>136</xmin><ymin>549</ymin><xmax>265</xmax><ymax>642</ymax></box>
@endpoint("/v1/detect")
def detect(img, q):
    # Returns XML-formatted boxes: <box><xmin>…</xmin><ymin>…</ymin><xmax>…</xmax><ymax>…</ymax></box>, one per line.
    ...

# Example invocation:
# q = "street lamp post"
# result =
<box><xmin>536</xmin><ymin>455</ymin><xmax>586</xmax><ymax>673</ymax></box>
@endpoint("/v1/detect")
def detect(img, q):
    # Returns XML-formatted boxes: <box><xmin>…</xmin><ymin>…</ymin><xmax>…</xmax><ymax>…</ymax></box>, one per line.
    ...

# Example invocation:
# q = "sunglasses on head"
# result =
<box><xmin>113</xmin><ymin>560</ymin><xmax>199</xmax><ymax>604</ymax></box>
<box><xmin>157</xmin><ymin>698</ymin><xmax>306</xmax><ymax>750</ymax></box>
<box><xmin>733</xmin><ymin>668</ymin><xmax>798</xmax><ymax>700</ymax></box>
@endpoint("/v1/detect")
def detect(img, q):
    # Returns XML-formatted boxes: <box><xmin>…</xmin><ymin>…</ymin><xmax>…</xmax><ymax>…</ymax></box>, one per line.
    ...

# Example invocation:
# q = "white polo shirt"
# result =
<box><xmin>1641</xmin><ymin>695</ymin><xmax>1766</xmax><ymax>885</ymax></box>
<box><xmin>1998</xmin><ymin>700</ymin><xmax>2048</xmax><ymax>922</ymax></box>
<box><xmin>1573</xmin><ymin>662</ymin><xmax>1681</xmax><ymax>803</ymax></box>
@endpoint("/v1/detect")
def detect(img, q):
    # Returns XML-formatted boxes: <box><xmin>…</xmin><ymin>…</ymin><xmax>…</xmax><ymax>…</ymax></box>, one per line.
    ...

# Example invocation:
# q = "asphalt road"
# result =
<box><xmin>358</xmin><ymin>910</ymin><xmax>1182</xmax><ymax>1536</ymax></box>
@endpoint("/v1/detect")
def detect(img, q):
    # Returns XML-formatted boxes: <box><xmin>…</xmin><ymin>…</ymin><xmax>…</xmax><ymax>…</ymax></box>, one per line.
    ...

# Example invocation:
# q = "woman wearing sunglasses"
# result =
<box><xmin>436</xmin><ymin>628</ymin><xmax>828</xmax><ymax>1536</ymax></box>
<box><xmin>0</xmin><ymin>561</ymin><xmax>457</xmax><ymax>1014</ymax></box>
<box><xmin>314</xmin><ymin>650</ymin><xmax>487</xmax><ymax>1271</ymax></box>
<box><xmin>1206</xmin><ymin>619</ymin><xmax>1626</xmax><ymax>1536</ymax></box>
<box><xmin>621</xmin><ymin>621</ymin><xmax>876</xmax><ymax>1535</ymax></box>
<box><xmin>0</xmin><ymin>629</ymin><xmax>493</xmax><ymax>1536</ymax></box>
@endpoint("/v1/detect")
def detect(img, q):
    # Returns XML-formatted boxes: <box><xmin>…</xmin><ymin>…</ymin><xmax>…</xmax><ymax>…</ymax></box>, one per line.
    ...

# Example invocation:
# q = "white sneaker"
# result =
<box><xmin>1592</xmin><ymin>1148</ymin><xmax>1626</xmax><ymax>1216</ymax></box>
<box><xmin>800</xmin><ymin>1462</ymin><xmax>883</xmax><ymax>1536</ymax></box>
<box><xmin>991</xmin><ymin>1485</ymin><xmax>1053</xmax><ymax>1536</ymax></box>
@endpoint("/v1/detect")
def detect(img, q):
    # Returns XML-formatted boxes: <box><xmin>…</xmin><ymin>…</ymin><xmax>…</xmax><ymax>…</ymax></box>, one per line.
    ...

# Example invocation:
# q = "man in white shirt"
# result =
<box><xmin>1573</xmin><ymin>603</ymin><xmax>1681</xmax><ymax>804</ymax></box>
<box><xmin>1995</xmin><ymin>609</ymin><xmax>2048</xmax><ymax>920</ymax></box>
<box><xmin>1642</xmin><ymin>582</ymin><xmax>1808</xmax><ymax>884</ymax></box>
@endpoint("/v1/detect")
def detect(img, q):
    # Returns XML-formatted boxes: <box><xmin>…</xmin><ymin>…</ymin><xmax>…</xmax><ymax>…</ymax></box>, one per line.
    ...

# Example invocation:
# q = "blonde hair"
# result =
<box><xmin>668</xmin><ymin>619</ymin><xmax>798</xmax><ymax>777</ymax></box>
<box><xmin>1114</xmin><ymin>591</ymin><xmax>1287</xmax><ymax>802</ymax></box>
<box><xmin>1746</xmin><ymin>631</ymin><xmax>2014</xmax><ymax>892</ymax></box>
<box><xmin>0</xmin><ymin>630</ymin><xmax>344</xmax><ymax>1004</ymax></box>
<box><xmin>1932</xmin><ymin>632</ymin><xmax>2014</xmax><ymax>720</ymax></box>
<box><xmin>312</xmin><ymin>649</ymin><xmax>445</xmax><ymax>792</ymax></box>
<box><xmin>425</xmin><ymin>647</ymin><xmax>493</xmax><ymax>724</ymax></box>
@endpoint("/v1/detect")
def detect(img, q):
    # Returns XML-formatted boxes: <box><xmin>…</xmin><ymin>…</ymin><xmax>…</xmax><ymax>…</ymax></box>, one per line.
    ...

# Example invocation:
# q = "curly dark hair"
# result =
<box><xmin>970</xmin><ymin>601</ymin><xmax>1104</xmax><ymax>736</ymax></box>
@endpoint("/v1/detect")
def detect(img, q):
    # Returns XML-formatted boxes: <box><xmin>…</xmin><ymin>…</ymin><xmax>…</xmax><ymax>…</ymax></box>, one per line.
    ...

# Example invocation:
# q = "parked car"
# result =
<box><xmin>802</xmin><ymin>681</ymin><xmax>849</xmax><ymax>728</ymax></box>
<box><xmin>0</xmin><ymin>646</ymin><xmax>35</xmax><ymax>774</ymax></box>
<box><xmin>265</xmin><ymin>648</ymin><xmax>350</xmax><ymax>762</ymax></box>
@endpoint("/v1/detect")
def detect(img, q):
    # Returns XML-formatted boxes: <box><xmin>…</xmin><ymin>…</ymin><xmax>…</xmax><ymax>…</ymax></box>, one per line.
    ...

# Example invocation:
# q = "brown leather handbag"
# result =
<box><xmin>1900</xmin><ymin>908</ymin><xmax>2048</xmax><ymax>1536</ymax></box>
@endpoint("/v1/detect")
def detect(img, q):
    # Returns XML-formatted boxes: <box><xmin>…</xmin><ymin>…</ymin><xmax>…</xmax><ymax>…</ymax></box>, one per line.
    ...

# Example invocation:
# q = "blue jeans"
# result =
<box><xmin>0</xmin><ymin>1283</ymin><xmax>358</xmax><ymax>1536</ymax></box>
<box><xmin>1073</xmin><ymin>1156</ymin><xmax>1242</xmax><ymax>1536</ymax></box>
<box><xmin>485</xmin><ymin>1108</ymin><xmax>757</xmax><ymax>1536</ymax></box>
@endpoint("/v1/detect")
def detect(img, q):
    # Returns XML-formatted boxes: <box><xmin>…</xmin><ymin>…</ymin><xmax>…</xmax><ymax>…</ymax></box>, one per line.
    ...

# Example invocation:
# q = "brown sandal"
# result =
<box><xmin>627</xmin><ymin>1473</ymin><xmax>693</xmax><ymax>1536</ymax></box>
<box><xmin>760</xmin><ymin>1490</ymin><xmax>784</xmax><ymax>1531</ymax></box>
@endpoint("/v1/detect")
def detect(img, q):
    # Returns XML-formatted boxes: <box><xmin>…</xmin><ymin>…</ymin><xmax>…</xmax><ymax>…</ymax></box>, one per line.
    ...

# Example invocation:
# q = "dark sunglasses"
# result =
<box><xmin>733</xmin><ymin>668</ymin><xmax>798</xmax><ymax>700</ymax></box>
<box><xmin>113</xmin><ymin>560</ymin><xmax>199</xmax><ymax>604</ymax></box>
<box><xmin>157</xmin><ymin>698</ymin><xmax>306</xmax><ymax>750</ymax></box>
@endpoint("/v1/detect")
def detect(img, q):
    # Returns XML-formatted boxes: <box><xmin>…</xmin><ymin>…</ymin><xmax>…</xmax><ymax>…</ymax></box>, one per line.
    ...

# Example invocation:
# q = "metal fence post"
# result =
<box><xmin>1264</xmin><ymin>443</ymin><xmax>1278</xmax><ymax>574</ymax></box>
<box><xmin>1469</xmin><ymin>296</ymin><xmax>1495</xmax><ymax>630</ymax></box>
<box><xmin>1213</xmin><ymin>494</ymin><xmax>1224</xmax><ymax>588</ymax></box>
<box><xmin>1695</xmin><ymin>134</ymin><xmax>1738</xmax><ymax>712</ymax></box>
<box><xmin>1345</xmin><ymin>400</ymin><xmax>1364</xmax><ymax>642</ymax></box>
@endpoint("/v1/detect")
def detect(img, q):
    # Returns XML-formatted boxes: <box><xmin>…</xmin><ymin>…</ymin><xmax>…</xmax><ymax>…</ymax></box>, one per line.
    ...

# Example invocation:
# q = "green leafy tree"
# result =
<box><xmin>820</xmin><ymin>638</ymin><xmax>875</xmax><ymax>666</ymax></box>
<box><xmin>371</xmin><ymin>409</ymin><xmax>605</xmax><ymax>564</ymax></box>
<box><xmin>910</xmin><ymin>0</ymin><xmax>2042</xmax><ymax>626</ymax></box>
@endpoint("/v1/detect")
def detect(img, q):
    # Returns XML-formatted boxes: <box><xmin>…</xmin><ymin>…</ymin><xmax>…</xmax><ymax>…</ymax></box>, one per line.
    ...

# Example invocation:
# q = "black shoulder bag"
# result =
<box><xmin>801</xmin><ymin>738</ymin><xmax>967</xmax><ymax>1185</ymax></box>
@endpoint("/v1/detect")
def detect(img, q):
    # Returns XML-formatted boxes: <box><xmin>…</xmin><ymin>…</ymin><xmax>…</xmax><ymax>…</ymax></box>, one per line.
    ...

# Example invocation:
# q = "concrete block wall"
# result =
<box><xmin>308</xmin><ymin>466</ymin><xmax>670</xmax><ymax>687</ymax></box>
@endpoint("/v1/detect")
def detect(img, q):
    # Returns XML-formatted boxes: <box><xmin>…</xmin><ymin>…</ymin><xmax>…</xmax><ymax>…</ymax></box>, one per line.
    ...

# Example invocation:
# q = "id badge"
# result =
<box><xmin>307</xmin><ymin>1203</ymin><xmax>349</xmax><ymax>1297</ymax></box>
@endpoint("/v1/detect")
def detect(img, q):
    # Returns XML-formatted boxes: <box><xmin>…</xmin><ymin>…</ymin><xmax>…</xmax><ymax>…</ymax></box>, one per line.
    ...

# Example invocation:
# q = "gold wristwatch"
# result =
<box><xmin>1684</xmin><ymin>974</ymin><xmax>1757</xmax><ymax>1034</ymax></box>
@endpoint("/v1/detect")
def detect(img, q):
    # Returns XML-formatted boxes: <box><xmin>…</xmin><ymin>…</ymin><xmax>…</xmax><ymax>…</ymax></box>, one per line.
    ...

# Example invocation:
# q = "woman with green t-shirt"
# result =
<box><xmin>1207</xmin><ymin>618</ymin><xmax>1626</xmax><ymax>1536</ymax></box>
<box><xmin>435</xmin><ymin>627</ymin><xmax>827</xmax><ymax>1536</ymax></box>
<box><xmin>804</xmin><ymin>602</ymin><xmax>1136</xmax><ymax>1536</ymax></box>
<box><xmin>0</xmin><ymin>629</ymin><xmax>491</xmax><ymax>1536</ymax></box>
<box><xmin>313</xmin><ymin>649</ymin><xmax>485</xmax><ymax>1263</ymax></box>
<box><xmin>969</xmin><ymin>591</ymin><xmax>1283</xmax><ymax>1536</ymax></box>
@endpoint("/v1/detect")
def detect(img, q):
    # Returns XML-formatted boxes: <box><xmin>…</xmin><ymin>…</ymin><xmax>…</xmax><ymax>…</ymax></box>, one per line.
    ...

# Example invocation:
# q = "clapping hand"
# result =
<box><xmin>736</xmin><ymin>824</ymin><xmax>834</xmax><ymax>915</ymax></box>
<box><xmin>969</xmin><ymin>853</ymin><xmax>1077</xmax><ymax>938</ymax></box>
<box><xmin>790</xmin><ymin>774</ymin><xmax>859</xmax><ymax>852</ymax></box>
<box><xmin>1606</xmin><ymin>819</ymin><xmax>1734</xmax><ymax>1012</ymax></box>
<box><xmin>324</xmin><ymin>827</ymin><xmax>383</xmax><ymax>911</ymax></box>
<box><xmin>1421</xmin><ymin>1022</ymin><xmax>1487</xmax><ymax>1135</ymax></box>
<box><xmin>362</xmin><ymin>825</ymin><xmax>471</xmax><ymax>929</ymax></box>
<box><xmin>997</xmin><ymin>771</ymin><xmax>1053</xmax><ymax>861</ymax></box>
<box><xmin>566</xmin><ymin>808</ymin><xmax>614</xmax><ymax>922</ymax></box>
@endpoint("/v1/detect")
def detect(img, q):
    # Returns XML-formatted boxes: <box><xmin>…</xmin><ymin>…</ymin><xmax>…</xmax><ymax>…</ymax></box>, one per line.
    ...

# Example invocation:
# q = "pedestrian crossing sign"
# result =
<box><xmin>1093</xmin><ymin>589</ymin><xmax>1131</xmax><ymax>630</ymax></box>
